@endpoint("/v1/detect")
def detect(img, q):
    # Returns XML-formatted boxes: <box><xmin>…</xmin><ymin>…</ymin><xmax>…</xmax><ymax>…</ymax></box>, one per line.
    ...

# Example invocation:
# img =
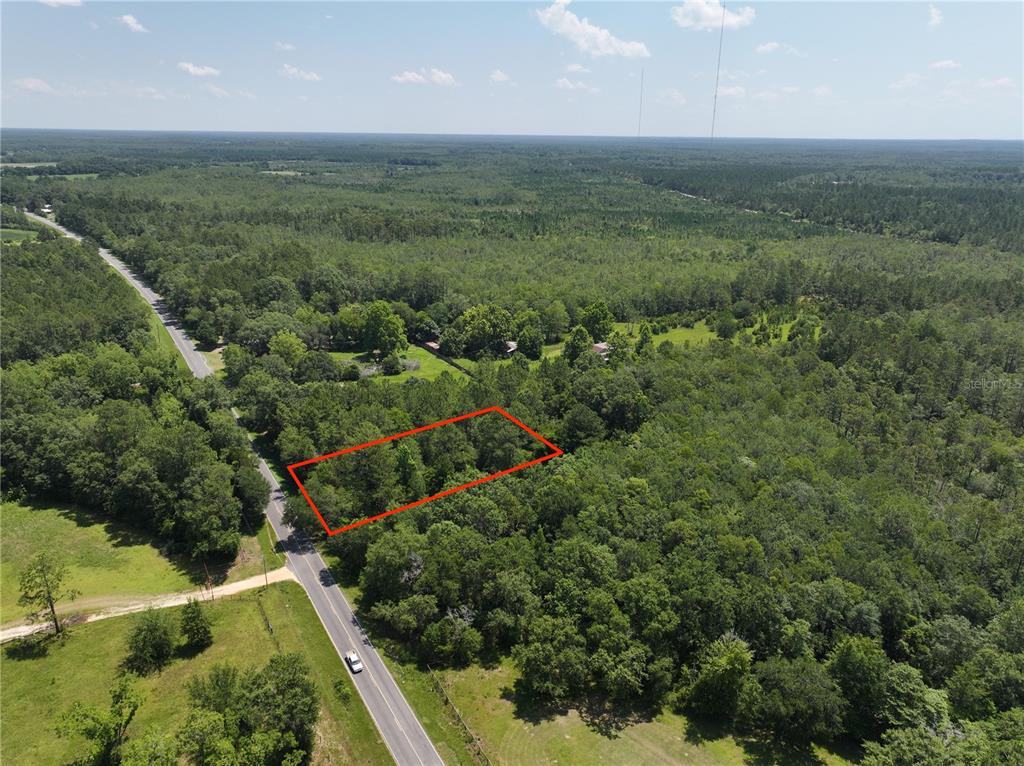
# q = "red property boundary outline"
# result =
<box><xmin>286</xmin><ymin>406</ymin><xmax>563</xmax><ymax>536</ymax></box>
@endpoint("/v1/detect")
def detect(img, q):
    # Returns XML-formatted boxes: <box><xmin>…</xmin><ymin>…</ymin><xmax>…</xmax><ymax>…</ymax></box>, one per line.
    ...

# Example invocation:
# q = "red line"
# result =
<box><xmin>493</xmin><ymin>406</ymin><xmax>564</xmax><ymax>456</ymax></box>
<box><xmin>288</xmin><ymin>406</ymin><xmax>500</xmax><ymax>469</ymax></box>
<box><xmin>328</xmin><ymin>451</ymin><xmax>560</xmax><ymax>535</ymax></box>
<box><xmin>286</xmin><ymin>407</ymin><xmax>561</xmax><ymax>536</ymax></box>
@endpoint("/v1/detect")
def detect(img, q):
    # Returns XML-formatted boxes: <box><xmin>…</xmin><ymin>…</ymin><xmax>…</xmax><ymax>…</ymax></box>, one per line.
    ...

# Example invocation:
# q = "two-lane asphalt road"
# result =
<box><xmin>25</xmin><ymin>211</ymin><xmax>445</xmax><ymax>766</ymax></box>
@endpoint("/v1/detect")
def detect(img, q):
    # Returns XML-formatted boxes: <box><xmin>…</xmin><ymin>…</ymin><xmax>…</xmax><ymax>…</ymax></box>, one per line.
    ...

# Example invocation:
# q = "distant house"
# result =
<box><xmin>503</xmin><ymin>340</ymin><xmax>518</xmax><ymax>357</ymax></box>
<box><xmin>592</xmin><ymin>342</ymin><xmax>611</xmax><ymax>358</ymax></box>
<box><xmin>424</xmin><ymin>340</ymin><xmax>441</xmax><ymax>352</ymax></box>
<box><xmin>40</xmin><ymin>204</ymin><xmax>53</xmax><ymax>215</ymax></box>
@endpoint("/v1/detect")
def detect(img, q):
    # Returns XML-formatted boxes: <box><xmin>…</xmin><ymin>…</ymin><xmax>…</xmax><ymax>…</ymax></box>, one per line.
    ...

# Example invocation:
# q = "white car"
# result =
<box><xmin>344</xmin><ymin>651</ymin><xmax>364</xmax><ymax>673</ymax></box>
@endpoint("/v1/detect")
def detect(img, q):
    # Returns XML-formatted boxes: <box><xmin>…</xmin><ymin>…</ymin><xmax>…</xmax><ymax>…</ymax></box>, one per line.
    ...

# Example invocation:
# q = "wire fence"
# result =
<box><xmin>425</xmin><ymin>664</ymin><xmax>494</xmax><ymax>766</ymax></box>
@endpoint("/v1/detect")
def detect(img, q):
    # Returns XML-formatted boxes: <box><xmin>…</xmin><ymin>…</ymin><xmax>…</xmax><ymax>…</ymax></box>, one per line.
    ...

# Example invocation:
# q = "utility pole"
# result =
<box><xmin>262</xmin><ymin>535</ymin><xmax>269</xmax><ymax>590</ymax></box>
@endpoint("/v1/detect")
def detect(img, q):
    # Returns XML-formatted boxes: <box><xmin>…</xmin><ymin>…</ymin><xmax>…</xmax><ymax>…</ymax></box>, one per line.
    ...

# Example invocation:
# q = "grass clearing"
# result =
<box><xmin>223</xmin><ymin>519</ymin><xmax>287</xmax><ymax>584</ymax></box>
<box><xmin>1</xmin><ymin>501</ymin><xmax>288</xmax><ymax>625</ymax></box>
<box><xmin>330</xmin><ymin>345</ymin><xmax>467</xmax><ymax>383</ymax></box>
<box><xmin>647</xmin><ymin>321</ymin><xmax>717</xmax><ymax>347</ymax></box>
<box><xmin>1</xmin><ymin>228</ymin><xmax>38</xmax><ymax>242</ymax></box>
<box><xmin>436</xmin><ymin>660</ymin><xmax>858</xmax><ymax>766</ymax></box>
<box><xmin>0</xmin><ymin>500</ymin><xmax>199</xmax><ymax>625</ymax></box>
<box><xmin>1</xmin><ymin>582</ymin><xmax>392</xmax><ymax>766</ymax></box>
<box><xmin>200</xmin><ymin>345</ymin><xmax>226</xmax><ymax>378</ymax></box>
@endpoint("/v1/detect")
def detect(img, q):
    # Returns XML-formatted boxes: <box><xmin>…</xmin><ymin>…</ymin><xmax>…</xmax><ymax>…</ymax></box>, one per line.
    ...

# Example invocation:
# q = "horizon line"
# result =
<box><xmin>2</xmin><ymin>126</ymin><xmax>1022</xmax><ymax>144</ymax></box>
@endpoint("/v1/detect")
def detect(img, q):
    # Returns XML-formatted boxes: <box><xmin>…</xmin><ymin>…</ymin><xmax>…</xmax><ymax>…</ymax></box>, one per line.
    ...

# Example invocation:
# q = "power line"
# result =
<box><xmin>710</xmin><ymin>1</ymin><xmax>727</xmax><ymax>144</ymax></box>
<box><xmin>637</xmin><ymin>67</ymin><xmax>645</xmax><ymax>137</ymax></box>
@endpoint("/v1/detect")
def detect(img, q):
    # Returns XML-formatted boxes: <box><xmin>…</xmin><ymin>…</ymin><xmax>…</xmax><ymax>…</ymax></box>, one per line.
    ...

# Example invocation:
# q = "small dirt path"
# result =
<box><xmin>1</xmin><ymin>567</ymin><xmax>296</xmax><ymax>643</ymax></box>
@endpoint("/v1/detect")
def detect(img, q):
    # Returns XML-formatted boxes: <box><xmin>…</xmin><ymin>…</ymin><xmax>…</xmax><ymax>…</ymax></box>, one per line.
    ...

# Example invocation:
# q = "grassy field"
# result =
<box><xmin>0</xmin><ymin>227</ymin><xmax>38</xmax><ymax>242</ymax></box>
<box><xmin>223</xmin><ymin>519</ymin><xmax>287</xmax><ymax>584</ymax></box>
<box><xmin>646</xmin><ymin>321</ymin><xmax>717</xmax><ymax>347</ymax></box>
<box><xmin>1</xmin><ymin>582</ymin><xmax>392</xmax><ymax>766</ymax></box>
<box><xmin>1</xmin><ymin>500</ymin><xmax>283</xmax><ymax>625</ymax></box>
<box><xmin>436</xmin><ymin>660</ymin><xmax>858</xmax><ymax>766</ymax></box>
<box><xmin>200</xmin><ymin>345</ymin><xmax>226</xmax><ymax>378</ymax></box>
<box><xmin>330</xmin><ymin>345</ymin><xmax>467</xmax><ymax>384</ymax></box>
<box><xmin>1</xmin><ymin>501</ymin><xmax>199</xmax><ymax>624</ymax></box>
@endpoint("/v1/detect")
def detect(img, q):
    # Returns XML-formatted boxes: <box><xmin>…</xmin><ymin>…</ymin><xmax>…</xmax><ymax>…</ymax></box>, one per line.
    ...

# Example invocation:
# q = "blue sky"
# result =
<box><xmin>2</xmin><ymin>1</ymin><xmax>1021</xmax><ymax>139</ymax></box>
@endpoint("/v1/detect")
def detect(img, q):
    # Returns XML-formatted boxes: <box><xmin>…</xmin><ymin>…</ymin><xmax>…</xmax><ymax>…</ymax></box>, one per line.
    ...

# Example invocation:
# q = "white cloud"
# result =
<box><xmin>391</xmin><ymin>68</ymin><xmax>458</xmax><ymax>86</ymax></box>
<box><xmin>490</xmin><ymin>69</ymin><xmax>510</xmax><ymax>83</ymax></box>
<box><xmin>566</xmin><ymin>63</ymin><xmax>591</xmax><ymax>74</ymax></box>
<box><xmin>890</xmin><ymin>72</ymin><xmax>921</xmax><ymax>89</ymax></box>
<box><xmin>657</xmin><ymin>87</ymin><xmax>687</xmax><ymax>106</ymax></box>
<box><xmin>178</xmin><ymin>62</ymin><xmax>220</xmax><ymax>77</ymax></box>
<box><xmin>281</xmin><ymin>64</ymin><xmax>321</xmax><ymax>82</ymax></box>
<box><xmin>204</xmin><ymin>83</ymin><xmax>230</xmax><ymax>99</ymax></box>
<box><xmin>274</xmin><ymin>42</ymin><xmax>295</xmax><ymax>52</ymax></box>
<box><xmin>753</xmin><ymin>90</ymin><xmax>779</xmax><ymax>102</ymax></box>
<box><xmin>88</xmin><ymin>21</ymin><xmax>99</xmax><ymax>29</ymax></box>
<box><xmin>429</xmin><ymin>68</ymin><xmax>457</xmax><ymax>86</ymax></box>
<box><xmin>118</xmin><ymin>14</ymin><xmax>147</xmax><ymax>33</ymax></box>
<box><xmin>536</xmin><ymin>0</ymin><xmax>649</xmax><ymax>58</ymax></box>
<box><xmin>555</xmin><ymin>77</ymin><xmax>599</xmax><ymax>94</ymax></box>
<box><xmin>929</xmin><ymin>59</ymin><xmax>961</xmax><ymax>70</ymax></box>
<box><xmin>781</xmin><ymin>85</ymin><xmax>800</xmax><ymax>94</ymax></box>
<box><xmin>928</xmin><ymin>4</ymin><xmax>943</xmax><ymax>28</ymax></box>
<box><xmin>39</xmin><ymin>0</ymin><xmax>82</xmax><ymax>6</ymax></box>
<box><xmin>13</xmin><ymin>77</ymin><xmax>55</xmax><ymax>94</ymax></box>
<box><xmin>392</xmin><ymin>70</ymin><xmax>427</xmax><ymax>85</ymax></box>
<box><xmin>977</xmin><ymin>76</ymin><xmax>1014</xmax><ymax>89</ymax></box>
<box><xmin>718</xmin><ymin>85</ymin><xmax>745</xmax><ymax>97</ymax></box>
<box><xmin>672</xmin><ymin>0</ymin><xmax>755</xmax><ymax>31</ymax></box>
<box><xmin>812</xmin><ymin>84</ymin><xmax>832</xmax><ymax>97</ymax></box>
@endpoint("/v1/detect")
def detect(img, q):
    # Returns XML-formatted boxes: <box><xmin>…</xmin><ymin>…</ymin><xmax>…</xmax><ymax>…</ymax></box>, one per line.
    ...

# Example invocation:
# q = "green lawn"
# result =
<box><xmin>330</xmin><ymin>345</ymin><xmax>467</xmax><ymax>383</ymax></box>
<box><xmin>436</xmin><ymin>660</ymin><xmax>858</xmax><ymax>766</ymax></box>
<box><xmin>200</xmin><ymin>345</ymin><xmax>226</xmax><ymax>378</ymax></box>
<box><xmin>1</xmin><ymin>501</ymin><xmax>199</xmax><ymax>625</ymax></box>
<box><xmin>379</xmin><ymin>653</ymin><xmax>485</xmax><ymax>766</ymax></box>
<box><xmin>0</xmin><ymin>227</ymin><xmax>38</xmax><ymax>242</ymax></box>
<box><xmin>1</xmin><ymin>582</ymin><xmax>391</xmax><ymax>766</ymax></box>
<box><xmin>1</xmin><ymin>501</ymin><xmax>284</xmax><ymax>625</ymax></box>
<box><xmin>222</xmin><ymin>519</ymin><xmax>287</xmax><ymax>584</ymax></box>
<box><xmin>646</xmin><ymin>321</ymin><xmax>717</xmax><ymax>347</ymax></box>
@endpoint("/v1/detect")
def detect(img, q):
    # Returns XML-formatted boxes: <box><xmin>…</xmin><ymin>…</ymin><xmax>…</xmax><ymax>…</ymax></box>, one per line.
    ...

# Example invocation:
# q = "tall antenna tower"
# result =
<box><xmin>710</xmin><ymin>1</ymin><xmax>727</xmax><ymax>144</ymax></box>
<box><xmin>637</xmin><ymin>68</ymin><xmax>645</xmax><ymax>137</ymax></box>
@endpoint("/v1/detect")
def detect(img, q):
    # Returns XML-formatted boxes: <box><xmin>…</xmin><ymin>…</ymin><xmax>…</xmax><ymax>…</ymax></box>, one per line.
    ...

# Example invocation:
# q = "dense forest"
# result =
<box><xmin>0</xmin><ymin>235</ymin><xmax>269</xmax><ymax>560</ymax></box>
<box><xmin>2</xmin><ymin>131</ymin><xmax>1022</xmax><ymax>763</ymax></box>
